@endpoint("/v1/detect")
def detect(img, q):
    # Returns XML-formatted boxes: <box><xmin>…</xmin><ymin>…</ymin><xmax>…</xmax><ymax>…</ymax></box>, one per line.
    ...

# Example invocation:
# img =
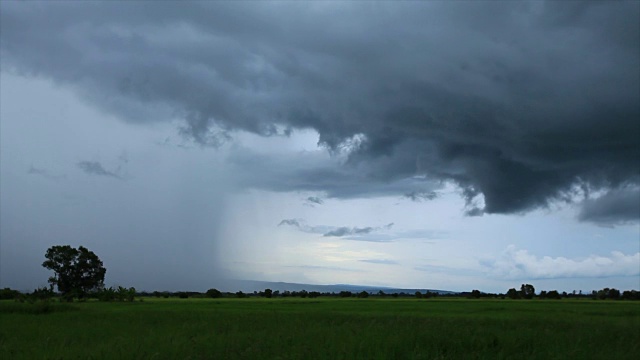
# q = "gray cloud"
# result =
<box><xmin>306</xmin><ymin>196</ymin><xmax>323</xmax><ymax>205</ymax></box>
<box><xmin>464</xmin><ymin>207</ymin><xmax>485</xmax><ymax>217</ymax></box>
<box><xmin>277</xmin><ymin>219</ymin><xmax>333</xmax><ymax>235</ymax></box>
<box><xmin>27</xmin><ymin>165</ymin><xmax>65</xmax><ymax>180</ymax></box>
<box><xmin>2</xmin><ymin>1</ymin><xmax>638</xmax><ymax>220</ymax></box>
<box><xmin>279</xmin><ymin>219</ymin><xmax>396</xmax><ymax>241</ymax></box>
<box><xmin>324</xmin><ymin>226</ymin><xmax>374</xmax><ymax>237</ymax></box>
<box><xmin>578</xmin><ymin>187</ymin><xmax>640</xmax><ymax>226</ymax></box>
<box><xmin>278</xmin><ymin>219</ymin><xmax>302</xmax><ymax>228</ymax></box>
<box><xmin>359</xmin><ymin>259</ymin><xmax>398</xmax><ymax>265</ymax></box>
<box><xmin>279</xmin><ymin>219</ymin><xmax>441</xmax><ymax>243</ymax></box>
<box><xmin>227</xmin><ymin>146</ymin><xmax>441</xmax><ymax>199</ymax></box>
<box><xmin>77</xmin><ymin>161</ymin><xmax>121</xmax><ymax>179</ymax></box>
<box><xmin>404</xmin><ymin>191</ymin><xmax>438</xmax><ymax>202</ymax></box>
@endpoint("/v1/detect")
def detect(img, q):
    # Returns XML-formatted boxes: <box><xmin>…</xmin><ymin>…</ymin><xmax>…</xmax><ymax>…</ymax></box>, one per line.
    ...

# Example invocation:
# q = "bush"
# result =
<box><xmin>96</xmin><ymin>286</ymin><xmax>136</xmax><ymax>302</ymax></box>
<box><xmin>30</xmin><ymin>287</ymin><xmax>55</xmax><ymax>301</ymax></box>
<box><xmin>0</xmin><ymin>288</ymin><xmax>22</xmax><ymax>300</ymax></box>
<box><xmin>206</xmin><ymin>288</ymin><xmax>222</xmax><ymax>298</ymax></box>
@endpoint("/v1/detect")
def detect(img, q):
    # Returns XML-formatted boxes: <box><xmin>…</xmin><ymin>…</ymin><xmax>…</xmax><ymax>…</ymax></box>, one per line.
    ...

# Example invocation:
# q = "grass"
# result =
<box><xmin>1</xmin><ymin>297</ymin><xmax>638</xmax><ymax>359</ymax></box>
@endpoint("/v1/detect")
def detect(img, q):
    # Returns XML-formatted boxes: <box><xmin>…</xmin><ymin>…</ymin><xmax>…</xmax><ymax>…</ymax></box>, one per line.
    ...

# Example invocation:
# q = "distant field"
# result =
<box><xmin>1</xmin><ymin>298</ymin><xmax>639</xmax><ymax>359</ymax></box>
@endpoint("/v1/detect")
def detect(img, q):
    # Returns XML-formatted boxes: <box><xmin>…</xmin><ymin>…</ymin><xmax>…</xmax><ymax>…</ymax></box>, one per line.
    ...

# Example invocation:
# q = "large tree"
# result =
<box><xmin>42</xmin><ymin>245</ymin><xmax>106</xmax><ymax>299</ymax></box>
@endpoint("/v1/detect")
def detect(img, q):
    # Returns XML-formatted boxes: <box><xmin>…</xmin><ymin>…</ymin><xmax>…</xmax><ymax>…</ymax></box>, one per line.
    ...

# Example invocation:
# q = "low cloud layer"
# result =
<box><xmin>2</xmin><ymin>2</ymin><xmax>638</xmax><ymax>221</ymax></box>
<box><xmin>482</xmin><ymin>245</ymin><xmax>640</xmax><ymax>280</ymax></box>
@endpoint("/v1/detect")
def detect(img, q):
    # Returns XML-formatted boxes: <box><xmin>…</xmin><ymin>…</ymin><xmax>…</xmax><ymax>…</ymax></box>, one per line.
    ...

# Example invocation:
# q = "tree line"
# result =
<box><xmin>2</xmin><ymin>245</ymin><xmax>638</xmax><ymax>302</ymax></box>
<box><xmin>464</xmin><ymin>284</ymin><xmax>640</xmax><ymax>301</ymax></box>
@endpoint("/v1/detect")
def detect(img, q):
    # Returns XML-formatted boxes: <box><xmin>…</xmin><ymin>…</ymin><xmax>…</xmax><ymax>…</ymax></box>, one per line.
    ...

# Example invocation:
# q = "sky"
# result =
<box><xmin>1</xmin><ymin>1</ymin><xmax>638</xmax><ymax>293</ymax></box>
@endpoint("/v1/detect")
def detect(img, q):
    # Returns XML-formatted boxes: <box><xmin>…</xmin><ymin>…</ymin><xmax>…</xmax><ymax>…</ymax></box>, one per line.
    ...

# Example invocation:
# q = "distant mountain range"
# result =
<box><xmin>225</xmin><ymin>280</ymin><xmax>457</xmax><ymax>295</ymax></box>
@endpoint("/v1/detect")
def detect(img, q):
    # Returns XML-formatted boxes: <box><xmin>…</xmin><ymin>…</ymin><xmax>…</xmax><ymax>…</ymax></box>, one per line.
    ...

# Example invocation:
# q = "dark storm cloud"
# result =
<box><xmin>77</xmin><ymin>161</ymin><xmax>121</xmax><ymax>179</ymax></box>
<box><xmin>578</xmin><ymin>187</ymin><xmax>640</xmax><ymax>226</ymax></box>
<box><xmin>227</xmin><ymin>146</ymin><xmax>441</xmax><ymax>199</ymax></box>
<box><xmin>2</xmin><ymin>1</ymin><xmax>638</xmax><ymax>219</ymax></box>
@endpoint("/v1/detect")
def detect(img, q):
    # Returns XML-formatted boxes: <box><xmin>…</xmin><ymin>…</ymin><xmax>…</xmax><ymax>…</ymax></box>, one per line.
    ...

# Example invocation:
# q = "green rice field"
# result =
<box><xmin>1</xmin><ymin>298</ymin><xmax>639</xmax><ymax>359</ymax></box>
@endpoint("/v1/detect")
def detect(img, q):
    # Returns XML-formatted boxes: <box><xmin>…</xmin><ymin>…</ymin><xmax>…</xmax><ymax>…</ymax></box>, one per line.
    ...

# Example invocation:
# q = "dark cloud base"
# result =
<box><xmin>2</xmin><ymin>1</ymin><xmax>638</xmax><ymax>224</ymax></box>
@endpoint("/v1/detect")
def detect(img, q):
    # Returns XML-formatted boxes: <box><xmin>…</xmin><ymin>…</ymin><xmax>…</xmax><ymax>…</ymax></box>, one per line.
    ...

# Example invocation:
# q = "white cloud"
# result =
<box><xmin>481</xmin><ymin>245</ymin><xmax>640</xmax><ymax>280</ymax></box>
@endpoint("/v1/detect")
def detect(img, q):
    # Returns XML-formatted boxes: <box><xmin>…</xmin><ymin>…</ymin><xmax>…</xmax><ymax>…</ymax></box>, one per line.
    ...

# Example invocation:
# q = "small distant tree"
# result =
<box><xmin>42</xmin><ymin>245</ymin><xmax>106</xmax><ymax>301</ymax></box>
<box><xmin>117</xmin><ymin>286</ymin><xmax>136</xmax><ymax>302</ymax></box>
<box><xmin>206</xmin><ymin>288</ymin><xmax>222</xmax><ymax>298</ymax></box>
<box><xmin>339</xmin><ymin>291</ymin><xmax>353</xmax><ymax>298</ymax></box>
<box><xmin>546</xmin><ymin>290</ymin><xmax>561</xmax><ymax>300</ymax></box>
<box><xmin>506</xmin><ymin>288</ymin><xmax>519</xmax><ymax>299</ymax></box>
<box><xmin>597</xmin><ymin>288</ymin><xmax>621</xmax><ymax>300</ymax></box>
<box><xmin>236</xmin><ymin>291</ymin><xmax>246</xmax><ymax>298</ymax></box>
<box><xmin>622</xmin><ymin>290</ymin><xmax>640</xmax><ymax>300</ymax></box>
<box><xmin>357</xmin><ymin>291</ymin><xmax>369</xmax><ymax>298</ymax></box>
<box><xmin>97</xmin><ymin>287</ymin><xmax>116</xmax><ymax>302</ymax></box>
<box><xmin>520</xmin><ymin>284</ymin><xmax>535</xmax><ymax>299</ymax></box>
<box><xmin>470</xmin><ymin>290</ymin><xmax>481</xmax><ymax>299</ymax></box>
<box><xmin>415</xmin><ymin>291</ymin><xmax>423</xmax><ymax>299</ymax></box>
<box><xmin>264</xmin><ymin>288</ymin><xmax>273</xmax><ymax>298</ymax></box>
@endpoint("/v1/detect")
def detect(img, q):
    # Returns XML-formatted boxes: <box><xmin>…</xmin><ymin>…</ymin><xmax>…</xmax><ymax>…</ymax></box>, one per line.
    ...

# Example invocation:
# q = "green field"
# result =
<box><xmin>1</xmin><ymin>298</ymin><xmax>639</xmax><ymax>359</ymax></box>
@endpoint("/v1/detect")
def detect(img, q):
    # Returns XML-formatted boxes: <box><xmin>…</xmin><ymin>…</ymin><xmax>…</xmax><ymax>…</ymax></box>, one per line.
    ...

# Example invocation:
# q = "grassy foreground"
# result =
<box><xmin>1</xmin><ymin>297</ymin><xmax>639</xmax><ymax>359</ymax></box>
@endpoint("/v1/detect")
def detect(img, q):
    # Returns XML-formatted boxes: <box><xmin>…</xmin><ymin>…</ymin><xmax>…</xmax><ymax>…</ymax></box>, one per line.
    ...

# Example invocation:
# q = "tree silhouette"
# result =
<box><xmin>42</xmin><ymin>245</ymin><xmax>106</xmax><ymax>300</ymax></box>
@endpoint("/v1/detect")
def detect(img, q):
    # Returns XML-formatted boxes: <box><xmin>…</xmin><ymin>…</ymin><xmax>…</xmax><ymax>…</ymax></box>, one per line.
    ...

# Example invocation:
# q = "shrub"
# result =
<box><xmin>0</xmin><ymin>288</ymin><xmax>22</xmax><ymax>300</ymax></box>
<box><xmin>206</xmin><ymin>288</ymin><xmax>222</xmax><ymax>298</ymax></box>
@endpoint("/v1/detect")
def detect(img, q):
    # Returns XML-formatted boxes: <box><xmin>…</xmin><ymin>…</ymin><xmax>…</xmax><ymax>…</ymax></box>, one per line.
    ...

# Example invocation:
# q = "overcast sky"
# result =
<box><xmin>1</xmin><ymin>1</ymin><xmax>638</xmax><ymax>293</ymax></box>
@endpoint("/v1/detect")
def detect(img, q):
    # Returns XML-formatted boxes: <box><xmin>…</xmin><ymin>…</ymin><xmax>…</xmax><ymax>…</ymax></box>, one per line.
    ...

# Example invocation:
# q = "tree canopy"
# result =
<box><xmin>42</xmin><ymin>245</ymin><xmax>106</xmax><ymax>299</ymax></box>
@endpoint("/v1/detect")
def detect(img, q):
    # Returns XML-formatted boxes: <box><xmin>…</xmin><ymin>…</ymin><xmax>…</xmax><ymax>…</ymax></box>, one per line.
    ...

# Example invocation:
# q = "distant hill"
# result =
<box><xmin>224</xmin><ymin>280</ymin><xmax>457</xmax><ymax>295</ymax></box>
